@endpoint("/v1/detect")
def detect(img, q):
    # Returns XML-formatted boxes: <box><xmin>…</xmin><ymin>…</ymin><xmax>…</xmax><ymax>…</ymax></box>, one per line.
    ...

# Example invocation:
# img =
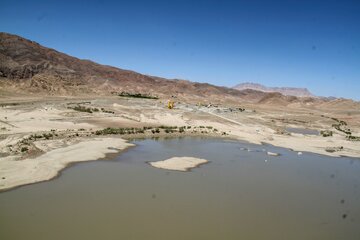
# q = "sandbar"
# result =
<box><xmin>0</xmin><ymin>137</ymin><xmax>134</xmax><ymax>191</ymax></box>
<box><xmin>149</xmin><ymin>157</ymin><xmax>209</xmax><ymax>171</ymax></box>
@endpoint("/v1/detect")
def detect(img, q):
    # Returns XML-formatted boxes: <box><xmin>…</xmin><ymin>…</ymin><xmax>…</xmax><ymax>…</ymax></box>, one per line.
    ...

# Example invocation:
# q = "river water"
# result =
<box><xmin>0</xmin><ymin>137</ymin><xmax>359</xmax><ymax>239</ymax></box>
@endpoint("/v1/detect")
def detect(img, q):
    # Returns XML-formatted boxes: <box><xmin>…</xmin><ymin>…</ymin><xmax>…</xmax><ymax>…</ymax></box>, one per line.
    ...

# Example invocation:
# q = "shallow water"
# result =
<box><xmin>0</xmin><ymin>137</ymin><xmax>359</xmax><ymax>240</ymax></box>
<box><xmin>286</xmin><ymin>127</ymin><xmax>319</xmax><ymax>135</ymax></box>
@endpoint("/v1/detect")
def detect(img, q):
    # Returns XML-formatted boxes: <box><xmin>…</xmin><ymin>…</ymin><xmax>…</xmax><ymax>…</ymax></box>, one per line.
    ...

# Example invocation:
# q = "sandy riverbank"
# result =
<box><xmin>0</xmin><ymin>137</ymin><xmax>134</xmax><ymax>191</ymax></box>
<box><xmin>1</xmin><ymin>96</ymin><xmax>359</xmax><ymax>191</ymax></box>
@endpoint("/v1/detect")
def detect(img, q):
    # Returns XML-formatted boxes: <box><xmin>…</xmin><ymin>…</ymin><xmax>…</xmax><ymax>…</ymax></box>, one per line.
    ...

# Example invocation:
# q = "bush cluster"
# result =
<box><xmin>117</xmin><ymin>92</ymin><xmax>159</xmax><ymax>99</ymax></box>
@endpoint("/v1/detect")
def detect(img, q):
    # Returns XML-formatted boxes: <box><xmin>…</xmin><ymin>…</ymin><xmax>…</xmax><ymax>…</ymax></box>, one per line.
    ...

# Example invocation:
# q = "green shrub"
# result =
<box><xmin>320</xmin><ymin>130</ymin><xmax>333</xmax><ymax>137</ymax></box>
<box><xmin>347</xmin><ymin>135</ymin><xmax>360</xmax><ymax>141</ymax></box>
<box><xmin>21</xmin><ymin>147</ymin><xmax>28</xmax><ymax>152</ymax></box>
<box><xmin>69</xmin><ymin>105</ymin><xmax>93</xmax><ymax>113</ymax></box>
<box><xmin>117</xmin><ymin>92</ymin><xmax>158</xmax><ymax>99</ymax></box>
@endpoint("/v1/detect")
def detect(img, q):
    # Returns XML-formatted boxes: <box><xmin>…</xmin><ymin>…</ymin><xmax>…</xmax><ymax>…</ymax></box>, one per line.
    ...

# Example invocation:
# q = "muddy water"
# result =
<box><xmin>0</xmin><ymin>137</ymin><xmax>359</xmax><ymax>240</ymax></box>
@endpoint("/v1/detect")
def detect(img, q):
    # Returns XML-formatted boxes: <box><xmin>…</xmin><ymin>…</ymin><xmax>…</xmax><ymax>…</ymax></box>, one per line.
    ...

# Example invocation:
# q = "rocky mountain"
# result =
<box><xmin>233</xmin><ymin>82</ymin><xmax>314</xmax><ymax>97</ymax></box>
<box><xmin>0</xmin><ymin>32</ymin><xmax>260</xmax><ymax>102</ymax></box>
<box><xmin>2</xmin><ymin>32</ymin><xmax>355</xmax><ymax>109</ymax></box>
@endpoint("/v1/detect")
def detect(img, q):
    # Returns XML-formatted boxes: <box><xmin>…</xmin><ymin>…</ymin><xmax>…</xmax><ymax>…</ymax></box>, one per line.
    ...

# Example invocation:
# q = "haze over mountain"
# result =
<box><xmin>233</xmin><ymin>83</ymin><xmax>314</xmax><ymax>98</ymax></box>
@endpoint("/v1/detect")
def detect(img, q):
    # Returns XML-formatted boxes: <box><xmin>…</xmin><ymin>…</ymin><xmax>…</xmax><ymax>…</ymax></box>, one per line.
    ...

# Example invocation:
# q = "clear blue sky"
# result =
<box><xmin>1</xmin><ymin>0</ymin><xmax>359</xmax><ymax>99</ymax></box>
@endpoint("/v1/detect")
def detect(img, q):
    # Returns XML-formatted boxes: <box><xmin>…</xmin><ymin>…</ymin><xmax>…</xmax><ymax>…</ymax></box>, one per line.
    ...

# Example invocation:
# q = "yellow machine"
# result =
<box><xmin>167</xmin><ymin>100</ymin><xmax>175</xmax><ymax>109</ymax></box>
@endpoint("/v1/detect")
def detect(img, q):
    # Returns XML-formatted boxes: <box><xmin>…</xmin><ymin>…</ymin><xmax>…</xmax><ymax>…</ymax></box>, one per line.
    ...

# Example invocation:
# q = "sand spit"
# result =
<box><xmin>0</xmin><ymin>138</ymin><xmax>134</xmax><ymax>191</ymax></box>
<box><xmin>149</xmin><ymin>157</ymin><xmax>209</xmax><ymax>171</ymax></box>
<box><xmin>267</xmin><ymin>151</ymin><xmax>280</xmax><ymax>156</ymax></box>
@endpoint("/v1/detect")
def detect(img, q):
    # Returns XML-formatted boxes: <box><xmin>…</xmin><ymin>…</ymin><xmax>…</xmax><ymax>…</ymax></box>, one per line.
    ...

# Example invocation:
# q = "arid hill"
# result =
<box><xmin>0</xmin><ymin>32</ymin><xmax>261</xmax><ymax>102</ymax></box>
<box><xmin>1</xmin><ymin>32</ymin><xmax>358</xmax><ymax>109</ymax></box>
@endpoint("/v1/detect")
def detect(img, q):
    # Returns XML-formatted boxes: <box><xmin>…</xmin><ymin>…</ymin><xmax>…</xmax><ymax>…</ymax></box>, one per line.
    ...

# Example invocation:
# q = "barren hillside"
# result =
<box><xmin>0</xmin><ymin>32</ymin><xmax>259</xmax><ymax>102</ymax></box>
<box><xmin>1</xmin><ymin>32</ymin><xmax>359</xmax><ymax>110</ymax></box>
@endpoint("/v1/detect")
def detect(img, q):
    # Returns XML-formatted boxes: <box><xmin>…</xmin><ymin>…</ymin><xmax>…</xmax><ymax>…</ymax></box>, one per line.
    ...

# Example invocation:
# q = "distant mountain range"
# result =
<box><xmin>233</xmin><ymin>82</ymin><xmax>314</xmax><ymax>98</ymax></box>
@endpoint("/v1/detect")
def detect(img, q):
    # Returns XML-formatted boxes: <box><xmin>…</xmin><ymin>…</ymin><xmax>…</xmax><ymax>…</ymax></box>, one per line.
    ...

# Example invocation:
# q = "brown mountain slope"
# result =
<box><xmin>257</xmin><ymin>92</ymin><xmax>299</xmax><ymax>106</ymax></box>
<box><xmin>0</xmin><ymin>32</ymin><xmax>261</xmax><ymax>102</ymax></box>
<box><xmin>1</xmin><ymin>32</ymin><xmax>358</xmax><ymax>109</ymax></box>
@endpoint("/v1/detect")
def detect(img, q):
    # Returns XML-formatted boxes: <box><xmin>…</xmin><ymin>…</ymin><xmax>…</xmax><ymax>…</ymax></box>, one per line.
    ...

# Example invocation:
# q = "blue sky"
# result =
<box><xmin>1</xmin><ymin>0</ymin><xmax>359</xmax><ymax>99</ymax></box>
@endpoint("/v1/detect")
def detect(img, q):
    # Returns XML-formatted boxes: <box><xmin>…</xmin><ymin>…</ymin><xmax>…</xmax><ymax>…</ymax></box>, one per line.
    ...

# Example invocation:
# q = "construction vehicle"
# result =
<box><xmin>167</xmin><ymin>100</ymin><xmax>175</xmax><ymax>109</ymax></box>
